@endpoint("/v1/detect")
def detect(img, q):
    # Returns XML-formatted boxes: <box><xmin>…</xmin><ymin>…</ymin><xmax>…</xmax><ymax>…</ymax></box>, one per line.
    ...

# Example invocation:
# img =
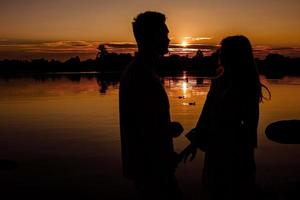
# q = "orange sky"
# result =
<box><xmin>1</xmin><ymin>0</ymin><xmax>300</xmax><ymax>60</ymax></box>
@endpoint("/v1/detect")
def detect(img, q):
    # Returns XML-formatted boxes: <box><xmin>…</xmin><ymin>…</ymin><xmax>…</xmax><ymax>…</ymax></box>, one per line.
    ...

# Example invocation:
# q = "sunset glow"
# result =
<box><xmin>0</xmin><ymin>0</ymin><xmax>300</xmax><ymax>60</ymax></box>
<box><xmin>181</xmin><ymin>40</ymin><xmax>188</xmax><ymax>47</ymax></box>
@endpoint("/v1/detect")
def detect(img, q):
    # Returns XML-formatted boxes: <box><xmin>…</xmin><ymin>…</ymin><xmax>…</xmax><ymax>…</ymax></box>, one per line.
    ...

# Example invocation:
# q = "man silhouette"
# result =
<box><xmin>119</xmin><ymin>11</ymin><xmax>183</xmax><ymax>199</ymax></box>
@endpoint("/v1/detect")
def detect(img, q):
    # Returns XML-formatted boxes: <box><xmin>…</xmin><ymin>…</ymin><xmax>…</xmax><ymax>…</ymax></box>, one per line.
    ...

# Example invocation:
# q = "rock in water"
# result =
<box><xmin>265</xmin><ymin>120</ymin><xmax>300</xmax><ymax>144</ymax></box>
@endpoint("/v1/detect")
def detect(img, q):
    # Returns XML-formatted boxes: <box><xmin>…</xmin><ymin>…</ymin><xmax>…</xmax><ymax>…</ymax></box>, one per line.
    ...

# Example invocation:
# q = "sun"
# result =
<box><xmin>181</xmin><ymin>40</ymin><xmax>188</xmax><ymax>47</ymax></box>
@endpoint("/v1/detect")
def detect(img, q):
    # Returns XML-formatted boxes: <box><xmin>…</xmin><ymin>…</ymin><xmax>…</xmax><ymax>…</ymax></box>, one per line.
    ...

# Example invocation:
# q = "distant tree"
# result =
<box><xmin>65</xmin><ymin>56</ymin><xmax>80</xmax><ymax>65</ymax></box>
<box><xmin>264</xmin><ymin>53</ymin><xmax>286</xmax><ymax>78</ymax></box>
<box><xmin>64</xmin><ymin>56</ymin><xmax>81</xmax><ymax>71</ymax></box>
<box><xmin>31</xmin><ymin>58</ymin><xmax>49</xmax><ymax>72</ymax></box>
<box><xmin>194</xmin><ymin>49</ymin><xmax>204</xmax><ymax>59</ymax></box>
<box><xmin>96</xmin><ymin>44</ymin><xmax>108</xmax><ymax>60</ymax></box>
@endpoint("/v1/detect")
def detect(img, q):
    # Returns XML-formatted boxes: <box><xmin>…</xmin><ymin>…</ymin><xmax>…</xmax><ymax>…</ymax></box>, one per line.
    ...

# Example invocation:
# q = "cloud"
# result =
<box><xmin>169</xmin><ymin>44</ymin><xmax>218</xmax><ymax>50</ymax></box>
<box><xmin>43</xmin><ymin>41</ymin><xmax>95</xmax><ymax>48</ymax></box>
<box><xmin>0</xmin><ymin>40</ymin><xmax>102</xmax><ymax>60</ymax></box>
<box><xmin>0</xmin><ymin>40</ymin><xmax>99</xmax><ymax>53</ymax></box>
<box><xmin>269</xmin><ymin>47</ymin><xmax>294</xmax><ymax>51</ymax></box>
<box><xmin>103</xmin><ymin>42</ymin><xmax>136</xmax><ymax>49</ymax></box>
<box><xmin>180</xmin><ymin>44</ymin><xmax>217</xmax><ymax>49</ymax></box>
<box><xmin>183</xmin><ymin>36</ymin><xmax>212</xmax><ymax>41</ymax></box>
<box><xmin>1</xmin><ymin>39</ymin><xmax>299</xmax><ymax>60</ymax></box>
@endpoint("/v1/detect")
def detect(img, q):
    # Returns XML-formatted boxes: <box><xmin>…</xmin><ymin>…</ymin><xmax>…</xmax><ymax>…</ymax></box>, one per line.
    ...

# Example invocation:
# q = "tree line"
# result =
<box><xmin>1</xmin><ymin>45</ymin><xmax>300</xmax><ymax>78</ymax></box>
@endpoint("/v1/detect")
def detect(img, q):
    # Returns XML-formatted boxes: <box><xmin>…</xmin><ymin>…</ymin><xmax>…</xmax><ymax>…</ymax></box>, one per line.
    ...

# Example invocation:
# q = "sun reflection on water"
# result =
<box><xmin>182</xmin><ymin>81</ymin><xmax>187</xmax><ymax>96</ymax></box>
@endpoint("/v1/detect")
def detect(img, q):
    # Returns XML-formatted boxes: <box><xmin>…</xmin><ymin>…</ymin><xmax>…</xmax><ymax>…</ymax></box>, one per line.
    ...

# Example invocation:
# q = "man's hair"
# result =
<box><xmin>132</xmin><ymin>11</ymin><xmax>166</xmax><ymax>46</ymax></box>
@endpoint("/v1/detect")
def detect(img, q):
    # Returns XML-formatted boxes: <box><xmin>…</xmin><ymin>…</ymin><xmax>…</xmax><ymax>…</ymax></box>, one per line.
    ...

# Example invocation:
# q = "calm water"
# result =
<box><xmin>0</xmin><ymin>74</ymin><xmax>299</xmax><ymax>199</ymax></box>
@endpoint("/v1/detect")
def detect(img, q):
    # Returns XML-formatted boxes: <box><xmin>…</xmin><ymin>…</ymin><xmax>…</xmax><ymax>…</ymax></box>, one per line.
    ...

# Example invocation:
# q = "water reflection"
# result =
<box><xmin>182</xmin><ymin>81</ymin><xmax>187</xmax><ymax>96</ymax></box>
<box><xmin>0</xmin><ymin>74</ymin><xmax>299</xmax><ymax>199</ymax></box>
<box><xmin>96</xmin><ymin>76</ymin><xmax>108</xmax><ymax>94</ymax></box>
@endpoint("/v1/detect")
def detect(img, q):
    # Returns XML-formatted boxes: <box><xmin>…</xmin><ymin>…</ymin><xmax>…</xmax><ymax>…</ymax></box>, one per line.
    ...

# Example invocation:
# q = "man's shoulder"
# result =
<box><xmin>122</xmin><ymin>59</ymin><xmax>140</xmax><ymax>76</ymax></box>
<box><xmin>121</xmin><ymin>59</ymin><xmax>152</xmax><ymax>83</ymax></box>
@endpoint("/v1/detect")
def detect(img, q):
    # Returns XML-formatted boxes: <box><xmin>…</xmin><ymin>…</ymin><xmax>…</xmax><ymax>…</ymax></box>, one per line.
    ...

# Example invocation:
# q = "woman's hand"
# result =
<box><xmin>179</xmin><ymin>143</ymin><xmax>197</xmax><ymax>163</ymax></box>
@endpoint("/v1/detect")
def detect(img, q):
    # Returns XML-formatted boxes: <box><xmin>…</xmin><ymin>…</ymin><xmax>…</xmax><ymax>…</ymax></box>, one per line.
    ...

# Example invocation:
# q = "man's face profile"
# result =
<box><xmin>156</xmin><ymin>23</ymin><xmax>170</xmax><ymax>56</ymax></box>
<box><xmin>142</xmin><ymin>22</ymin><xmax>170</xmax><ymax>56</ymax></box>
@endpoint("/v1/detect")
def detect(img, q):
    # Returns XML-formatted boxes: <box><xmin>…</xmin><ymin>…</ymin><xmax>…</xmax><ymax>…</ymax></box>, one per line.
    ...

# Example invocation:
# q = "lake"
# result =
<box><xmin>0</xmin><ymin>73</ymin><xmax>299</xmax><ymax>199</ymax></box>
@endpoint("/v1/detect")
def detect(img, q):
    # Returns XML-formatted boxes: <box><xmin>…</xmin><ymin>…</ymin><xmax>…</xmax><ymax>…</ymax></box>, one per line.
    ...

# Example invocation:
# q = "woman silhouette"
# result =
<box><xmin>183</xmin><ymin>35</ymin><xmax>270</xmax><ymax>200</ymax></box>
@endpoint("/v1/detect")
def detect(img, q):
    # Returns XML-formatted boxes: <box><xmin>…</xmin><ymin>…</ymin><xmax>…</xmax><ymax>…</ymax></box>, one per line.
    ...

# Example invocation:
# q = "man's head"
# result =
<box><xmin>132</xmin><ymin>11</ymin><xmax>170</xmax><ymax>56</ymax></box>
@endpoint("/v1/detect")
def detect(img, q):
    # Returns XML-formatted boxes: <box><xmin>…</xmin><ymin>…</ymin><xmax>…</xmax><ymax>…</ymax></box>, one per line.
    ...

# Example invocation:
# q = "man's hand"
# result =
<box><xmin>170</xmin><ymin>121</ymin><xmax>184</xmax><ymax>137</ymax></box>
<box><xmin>179</xmin><ymin>143</ymin><xmax>197</xmax><ymax>163</ymax></box>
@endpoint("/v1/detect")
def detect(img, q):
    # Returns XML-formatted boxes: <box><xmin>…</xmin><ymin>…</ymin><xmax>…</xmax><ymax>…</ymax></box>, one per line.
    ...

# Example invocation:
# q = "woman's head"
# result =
<box><xmin>218</xmin><ymin>35</ymin><xmax>268</xmax><ymax>101</ymax></box>
<box><xmin>219</xmin><ymin>35</ymin><xmax>255</xmax><ymax>79</ymax></box>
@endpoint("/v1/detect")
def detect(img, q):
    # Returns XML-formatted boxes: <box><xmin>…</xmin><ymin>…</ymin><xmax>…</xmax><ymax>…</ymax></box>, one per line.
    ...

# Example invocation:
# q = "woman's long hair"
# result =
<box><xmin>219</xmin><ymin>35</ymin><xmax>270</xmax><ymax>102</ymax></box>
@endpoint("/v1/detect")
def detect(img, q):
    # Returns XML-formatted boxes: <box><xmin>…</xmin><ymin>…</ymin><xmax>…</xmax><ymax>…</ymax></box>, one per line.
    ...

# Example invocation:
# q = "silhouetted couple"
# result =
<box><xmin>119</xmin><ymin>11</ymin><xmax>267</xmax><ymax>200</ymax></box>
